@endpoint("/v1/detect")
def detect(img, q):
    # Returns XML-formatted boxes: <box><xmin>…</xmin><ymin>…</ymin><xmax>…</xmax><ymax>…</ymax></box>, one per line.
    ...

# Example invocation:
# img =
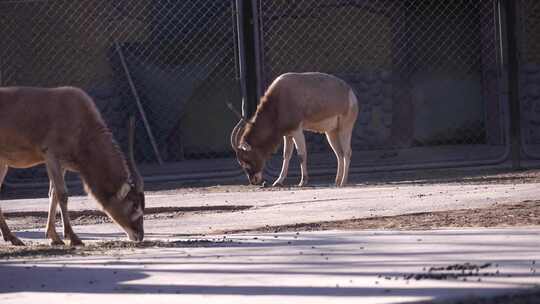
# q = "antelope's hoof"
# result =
<box><xmin>50</xmin><ymin>239</ymin><xmax>65</xmax><ymax>246</ymax></box>
<box><xmin>70</xmin><ymin>240</ymin><xmax>84</xmax><ymax>247</ymax></box>
<box><xmin>298</xmin><ymin>180</ymin><xmax>308</xmax><ymax>187</ymax></box>
<box><xmin>9</xmin><ymin>236</ymin><xmax>25</xmax><ymax>246</ymax></box>
<box><xmin>69</xmin><ymin>238</ymin><xmax>85</xmax><ymax>247</ymax></box>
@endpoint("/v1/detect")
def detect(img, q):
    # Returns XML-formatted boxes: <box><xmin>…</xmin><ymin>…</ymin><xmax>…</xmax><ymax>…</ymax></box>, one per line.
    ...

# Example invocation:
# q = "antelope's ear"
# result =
<box><xmin>116</xmin><ymin>183</ymin><xmax>131</xmax><ymax>201</ymax></box>
<box><xmin>239</xmin><ymin>142</ymin><xmax>252</xmax><ymax>152</ymax></box>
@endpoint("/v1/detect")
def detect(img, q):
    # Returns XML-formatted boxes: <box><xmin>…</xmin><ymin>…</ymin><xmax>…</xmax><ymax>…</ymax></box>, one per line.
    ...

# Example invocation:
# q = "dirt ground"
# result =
<box><xmin>3</xmin><ymin>198</ymin><xmax>540</xmax><ymax>237</ymax></box>
<box><xmin>3</xmin><ymin>168</ymin><xmax>540</xmax><ymax>235</ymax></box>
<box><xmin>223</xmin><ymin>200</ymin><xmax>540</xmax><ymax>234</ymax></box>
<box><xmin>3</xmin><ymin>205</ymin><xmax>251</xmax><ymax>231</ymax></box>
<box><xmin>2</xmin><ymin>198</ymin><xmax>539</xmax><ymax>260</ymax></box>
<box><xmin>4</xmin><ymin>167</ymin><xmax>540</xmax><ymax>200</ymax></box>
<box><xmin>141</xmin><ymin>167</ymin><xmax>540</xmax><ymax>196</ymax></box>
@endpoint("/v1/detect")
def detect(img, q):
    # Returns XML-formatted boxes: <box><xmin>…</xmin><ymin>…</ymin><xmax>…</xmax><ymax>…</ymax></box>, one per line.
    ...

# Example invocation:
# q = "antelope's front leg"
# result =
<box><xmin>58</xmin><ymin>190</ymin><xmax>83</xmax><ymax>246</ymax></box>
<box><xmin>46</xmin><ymin>182</ymin><xmax>64</xmax><ymax>245</ymax></box>
<box><xmin>45</xmin><ymin>154</ymin><xmax>84</xmax><ymax>246</ymax></box>
<box><xmin>0</xmin><ymin>208</ymin><xmax>24</xmax><ymax>246</ymax></box>
<box><xmin>0</xmin><ymin>164</ymin><xmax>24</xmax><ymax>246</ymax></box>
<box><xmin>292</xmin><ymin>129</ymin><xmax>308</xmax><ymax>187</ymax></box>
<box><xmin>273</xmin><ymin>136</ymin><xmax>294</xmax><ymax>187</ymax></box>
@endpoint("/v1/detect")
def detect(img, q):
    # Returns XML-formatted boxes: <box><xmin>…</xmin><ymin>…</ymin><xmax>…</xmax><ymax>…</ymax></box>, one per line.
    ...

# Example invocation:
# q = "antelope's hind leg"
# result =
<box><xmin>292</xmin><ymin>129</ymin><xmax>309</xmax><ymax>187</ymax></box>
<box><xmin>325</xmin><ymin>130</ymin><xmax>345</xmax><ymax>187</ymax></box>
<box><xmin>0</xmin><ymin>164</ymin><xmax>24</xmax><ymax>246</ymax></box>
<box><xmin>338</xmin><ymin>94</ymin><xmax>358</xmax><ymax>187</ymax></box>
<box><xmin>338</xmin><ymin>127</ymin><xmax>353</xmax><ymax>187</ymax></box>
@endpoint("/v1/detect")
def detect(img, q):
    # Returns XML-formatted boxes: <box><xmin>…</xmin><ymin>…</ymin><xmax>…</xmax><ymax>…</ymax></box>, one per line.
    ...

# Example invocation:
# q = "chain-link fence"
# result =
<box><xmin>0</xmin><ymin>0</ymin><xmax>242</xmax><ymax>185</ymax></box>
<box><xmin>256</xmin><ymin>0</ymin><xmax>508</xmax><ymax>175</ymax></box>
<box><xmin>1</xmin><ymin>0</ymin><xmax>534</xmax><ymax>188</ymax></box>
<box><xmin>518</xmin><ymin>0</ymin><xmax>540</xmax><ymax>159</ymax></box>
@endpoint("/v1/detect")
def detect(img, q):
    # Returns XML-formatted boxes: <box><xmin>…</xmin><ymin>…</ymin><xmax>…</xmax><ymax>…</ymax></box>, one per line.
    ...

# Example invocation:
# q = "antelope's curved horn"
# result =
<box><xmin>128</xmin><ymin>116</ymin><xmax>144</xmax><ymax>193</ymax></box>
<box><xmin>230</xmin><ymin>119</ymin><xmax>246</xmax><ymax>151</ymax></box>
<box><xmin>226</xmin><ymin>101</ymin><xmax>246</xmax><ymax>122</ymax></box>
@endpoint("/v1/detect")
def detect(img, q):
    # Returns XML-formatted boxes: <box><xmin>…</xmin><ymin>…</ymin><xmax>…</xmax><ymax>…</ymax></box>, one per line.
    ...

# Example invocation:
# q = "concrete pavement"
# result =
<box><xmin>1</xmin><ymin>182</ymin><xmax>540</xmax><ymax>303</ymax></box>
<box><xmin>1</xmin><ymin>228</ymin><xmax>539</xmax><ymax>304</ymax></box>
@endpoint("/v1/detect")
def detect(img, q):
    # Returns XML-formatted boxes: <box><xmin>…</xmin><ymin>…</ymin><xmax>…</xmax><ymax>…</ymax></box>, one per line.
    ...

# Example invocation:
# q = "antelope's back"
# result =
<box><xmin>271</xmin><ymin>72</ymin><xmax>354</xmax><ymax>121</ymax></box>
<box><xmin>0</xmin><ymin>87</ymin><xmax>96</xmax><ymax>166</ymax></box>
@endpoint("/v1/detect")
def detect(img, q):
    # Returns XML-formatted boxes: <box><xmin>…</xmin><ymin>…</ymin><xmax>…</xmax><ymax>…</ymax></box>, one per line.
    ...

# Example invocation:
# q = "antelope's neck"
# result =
<box><xmin>78</xmin><ymin>131</ymin><xmax>130</xmax><ymax>206</ymax></box>
<box><xmin>246</xmin><ymin>115</ymin><xmax>282</xmax><ymax>154</ymax></box>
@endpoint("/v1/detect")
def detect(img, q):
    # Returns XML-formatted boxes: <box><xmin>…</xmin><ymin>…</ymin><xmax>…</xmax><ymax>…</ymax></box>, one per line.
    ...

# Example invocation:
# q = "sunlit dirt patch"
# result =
<box><xmin>222</xmin><ymin>200</ymin><xmax>540</xmax><ymax>234</ymax></box>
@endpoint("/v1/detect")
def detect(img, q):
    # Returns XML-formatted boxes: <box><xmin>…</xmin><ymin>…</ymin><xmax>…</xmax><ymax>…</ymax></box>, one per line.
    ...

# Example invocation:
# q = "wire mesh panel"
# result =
<box><xmin>0</xmin><ymin>0</ymin><xmax>516</xmax><ymax>188</ymax></box>
<box><xmin>0</xmin><ymin>0</ymin><xmax>241</xmax><ymax>184</ymax></box>
<box><xmin>256</xmin><ymin>0</ymin><xmax>507</xmax><ymax>171</ymax></box>
<box><xmin>0</xmin><ymin>0</ymin><xmax>240</xmax><ymax>160</ymax></box>
<box><xmin>518</xmin><ymin>0</ymin><xmax>540</xmax><ymax>159</ymax></box>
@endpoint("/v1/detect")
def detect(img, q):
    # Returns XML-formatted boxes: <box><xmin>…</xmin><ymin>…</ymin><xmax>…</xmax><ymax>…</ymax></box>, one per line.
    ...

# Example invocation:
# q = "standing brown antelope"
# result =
<box><xmin>230</xmin><ymin>72</ymin><xmax>359</xmax><ymax>187</ymax></box>
<box><xmin>0</xmin><ymin>86</ymin><xmax>144</xmax><ymax>246</ymax></box>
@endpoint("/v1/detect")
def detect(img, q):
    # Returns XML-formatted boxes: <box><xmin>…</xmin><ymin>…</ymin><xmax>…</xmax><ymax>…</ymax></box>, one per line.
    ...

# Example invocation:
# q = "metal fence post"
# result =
<box><xmin>502</xmin><ymin>0</ymin><xmax>522</xmax><ymax>169</ymax></box>
<box><xmin>238</xmin><ymin>0</ymin><xmax>261</xmax><ymax>117</ymax></box>
<box><xmin>235</xmin><ymin>0</ymin><xmax>248</xmax><ymax>117</ymax></box>
<box><xmin>251</xmin><ymin>0</ymin><xmax>264</xmax><ymax>101</ymax></box>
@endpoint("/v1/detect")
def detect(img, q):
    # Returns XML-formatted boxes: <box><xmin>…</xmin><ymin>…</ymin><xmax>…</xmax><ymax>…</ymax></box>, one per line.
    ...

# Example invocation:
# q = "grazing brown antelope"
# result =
<box><xmin>230</xmin><ymin>72</ymin><xmax>358</xmax><ymax>187</ymax></box>
<box><xmin>0</xmin><ymin>86</ymin><xmax>144</xmax><ymax>246</ymax></box>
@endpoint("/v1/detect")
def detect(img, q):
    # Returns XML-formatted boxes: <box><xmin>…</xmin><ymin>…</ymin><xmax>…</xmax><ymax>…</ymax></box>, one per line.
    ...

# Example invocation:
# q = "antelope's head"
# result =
<box><xmin>104</xmin><ymin>117</ymin><xmax>145</xmax><ymax>242</ymax></box>
<box><xmin>228</xmin><ymin>103</ymin><xmax>265</xmax><ymax>185</ymax></box>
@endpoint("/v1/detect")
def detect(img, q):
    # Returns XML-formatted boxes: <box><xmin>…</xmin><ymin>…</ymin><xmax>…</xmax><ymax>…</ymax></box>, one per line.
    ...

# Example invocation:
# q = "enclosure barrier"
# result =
<box><xmin>0</xmin><ymin>0</ymin><xmax>535</xmax><ymax>188</ymax></box>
